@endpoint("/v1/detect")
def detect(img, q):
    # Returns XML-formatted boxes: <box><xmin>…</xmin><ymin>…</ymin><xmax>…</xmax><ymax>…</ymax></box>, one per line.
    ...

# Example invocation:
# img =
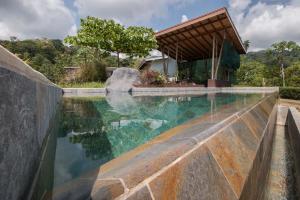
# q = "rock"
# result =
<box><xmin>105</xmin><ymin>92</ymin><xmax>137</xmax><ymax>115</ymax></box>
<box><xmin>105</xmin><ymin>67</ymin><xmax>141</xmax><ymax>92</ymax></box>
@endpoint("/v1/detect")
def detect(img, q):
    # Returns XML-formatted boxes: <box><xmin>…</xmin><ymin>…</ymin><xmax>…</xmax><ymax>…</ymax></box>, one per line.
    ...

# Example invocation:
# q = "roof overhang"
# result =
<box><xmin>155</xmin><ymin>7</ymin><xmax>246</xmax><ymax>61</ymax></box>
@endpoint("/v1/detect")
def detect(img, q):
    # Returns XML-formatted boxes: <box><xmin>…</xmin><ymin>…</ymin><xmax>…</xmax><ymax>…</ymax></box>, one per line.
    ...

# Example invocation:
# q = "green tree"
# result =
<box><xmin>268</xmin><ymin>41</ymin><xmax>300</xmax><ymax>87</ymax></box>
<box><xmin>264</xmin><ymin>65</ymin><xmax>282</xmax><ymax>86</ymax></box>
<box><xmin>73</xmin><ymin>46</ymin><xmax>99</xmax><ymax>66</ymax></box>
<box><xmin>64</xmin><ymin>16</ymin><xmax>157</xmax><ymax>67</ymax></box>
<box><xmin>0</xmin><ymin>38</ymin><xmax>69</xmax><ymax>83</ymax></box>
<box><xmin>236</xmin><ymin>57</ymin><xmax>267</xmax><ymax>86</ymax></box>
<box><xmin>243</xmin><ymin>40</ymin><xmax>250</xmax><ymax>52</ymax></box>
<box><xmin>30</xmin><ymin>54</ymin><xmax>64</xmax><ymax>82</ymax></box>
<box><xmin>285</xmin><ymin>61</ymin><xmax>300</xmax><ymax>87</ymax></box>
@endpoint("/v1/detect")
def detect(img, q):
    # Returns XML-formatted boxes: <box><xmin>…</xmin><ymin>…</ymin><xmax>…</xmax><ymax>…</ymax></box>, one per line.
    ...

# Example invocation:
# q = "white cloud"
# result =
<box><xmin>181</xmin><ymin>15</ymin><xmax>189</xmax><ymax>23</ymax></box>
<box><xmin>0</xmin><ymin>0</ymin><xmax>76</xmax><ymax>39</ymax></box>
<box><xmin>68</xmin><ymin>24</ymin><xmax>78</xmax><ymax>36</ymax></box>
<box><xmin>74</xmin><ymin>0</ymin><xmax>195</xmax><ymax>25</ymax></box>
<box><xmin>229</xmin><ymin>0</ymin><xmax>251</xmax><ymax>11</ymax></box>
<box><xmin>229</xmin><ymin>0</ymin><xmax>300</xmax><ymax>51</ymax></box>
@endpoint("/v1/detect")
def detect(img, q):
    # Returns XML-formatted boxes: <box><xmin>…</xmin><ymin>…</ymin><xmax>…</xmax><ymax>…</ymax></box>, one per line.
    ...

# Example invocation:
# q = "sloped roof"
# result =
<box><xmin>155</xmin><ymin>7</ymin><xmax>246</xmax><ymax>61</ymax></box>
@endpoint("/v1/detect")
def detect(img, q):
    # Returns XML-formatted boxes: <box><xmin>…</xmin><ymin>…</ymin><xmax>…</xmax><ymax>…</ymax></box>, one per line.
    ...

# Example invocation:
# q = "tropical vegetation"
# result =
<box><xmin>236</xmin><ymin>41</ymin><xmax>300</xmax><ymax>87</ymax></box>
<box><xmin>64</xmin><ymin>17</ymin><xmax>157</xmax><ymax>68</ymax></box>
<box><xmin>0</xmin><ymin>17</ymin><xmax>156</xmax><ymax>85</ymax></box>
<box><xmin>1</xmin><ymin>22</ymin><xmax>300</xmax><ymax>98</ymax></box>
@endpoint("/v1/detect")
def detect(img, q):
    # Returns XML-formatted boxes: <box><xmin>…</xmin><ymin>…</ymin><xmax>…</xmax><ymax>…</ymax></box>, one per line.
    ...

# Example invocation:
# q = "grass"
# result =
<box><xmin>59</xmin><ymin>82</ymin><xmax>105</xmax><ymax>88</ymax></box>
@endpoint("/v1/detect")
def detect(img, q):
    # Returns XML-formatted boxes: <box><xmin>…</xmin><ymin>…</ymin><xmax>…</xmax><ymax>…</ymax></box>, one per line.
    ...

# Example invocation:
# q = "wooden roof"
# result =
<box><xmin>155</xmin><ymin>7</ymin><xmax>246</xmax><ymax>61</ymax></box>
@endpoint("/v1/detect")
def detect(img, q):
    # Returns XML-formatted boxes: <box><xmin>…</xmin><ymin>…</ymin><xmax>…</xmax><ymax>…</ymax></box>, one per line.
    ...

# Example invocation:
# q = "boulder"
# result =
<box><xmin>105</xmin><ymin>92</ymin><xmax>137</xmax><ymax>115</ymax></box>
<box><xmin>105</xmin><ymin>67</ymin><xmax>141</xmax><ymax>92</ymax></box>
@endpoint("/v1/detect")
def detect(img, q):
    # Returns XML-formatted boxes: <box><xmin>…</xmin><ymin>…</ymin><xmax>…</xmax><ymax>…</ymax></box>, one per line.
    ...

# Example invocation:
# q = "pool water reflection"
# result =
<box><xmin>33</xmin><ymin>93</ymin><xmax>263</xmax><ymax>198</ymax></box>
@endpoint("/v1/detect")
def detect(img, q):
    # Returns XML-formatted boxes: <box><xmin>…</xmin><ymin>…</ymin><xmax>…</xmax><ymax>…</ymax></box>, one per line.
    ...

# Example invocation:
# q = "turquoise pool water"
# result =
<box><xmin>33</xmin><ymin>93</ymin><xmax>263</xmax><ymax>197</ymax></box>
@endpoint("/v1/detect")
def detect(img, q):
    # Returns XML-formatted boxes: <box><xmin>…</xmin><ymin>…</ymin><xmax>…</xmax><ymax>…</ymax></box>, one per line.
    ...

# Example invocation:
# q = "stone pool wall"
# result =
<box><xmin>0</xmin><ymin>45</ymin><xmax>62</xmax><ymax>200</ymax></box>
<box><xmin>120</xmin><ymin>94</ymin><xmax>278</xmax><ymax>200</ymax></box>
<box><xmin>63</xmin><ymin>88</ymin><xmax>106</xmax><ymax>97</ymax></box>
<box><xmin>62</xmin><ymin>86</ymin><xmax>278</xmax><ymax>97</ymax></box>
<box><xmin>287</xmin><ymin>107</ymin><xmax>300</xmax><ymax>197</ymax></box>
<box><xmin>132</xmin><ymin>86</ymin><xmax>278</xmax><ymax>96</ymax></box>
<box><xmin>50</xmin><ymin>92</ymin><xmax>278</xmax><ymax>200</ymax></box>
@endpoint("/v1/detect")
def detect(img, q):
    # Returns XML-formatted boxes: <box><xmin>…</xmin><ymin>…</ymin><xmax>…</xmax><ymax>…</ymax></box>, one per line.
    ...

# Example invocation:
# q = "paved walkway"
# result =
<box><xmin>280</xmin><ymin>99</ymin><xmax>300</xmax><ymax>111</ymax></box>
<box><xmin>263</xmin><ymin>105</ymin><xmax>298</xmax><ymax>199</ymax></box>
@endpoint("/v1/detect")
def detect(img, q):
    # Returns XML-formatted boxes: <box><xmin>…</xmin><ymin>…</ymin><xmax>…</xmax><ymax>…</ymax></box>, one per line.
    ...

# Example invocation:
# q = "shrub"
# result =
<box><xmin>141</xmin><ymin>70</ymin><xmax>166</xmax><ymax>85</ymax></box>
<box><xmin>279</xmin><ymin>87</ymin><xmax>300</xmax><ymax>100</ymax></box>
<box><xmin>79</xmin><ymin>60</ymin><xmax>107</xmax><ymax>82</ymax></box>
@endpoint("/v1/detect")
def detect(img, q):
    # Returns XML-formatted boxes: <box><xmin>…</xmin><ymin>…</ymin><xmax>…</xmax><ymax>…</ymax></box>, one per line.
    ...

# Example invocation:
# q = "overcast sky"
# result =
<box><xmin>0</xmin><ymin>0</ymin><xmax>299</xmax><ymax>51</ymax></box>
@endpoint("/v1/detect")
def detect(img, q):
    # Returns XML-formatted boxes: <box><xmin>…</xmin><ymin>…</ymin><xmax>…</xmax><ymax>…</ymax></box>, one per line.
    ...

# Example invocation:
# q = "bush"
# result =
<box><xmin>79</xmin><ymin>60</ymin><xmax>107</xmax><ymax>82</ymax></box>
<box><xmin>141</xmin><ymin>70</ymin><xmax>166</xmax><ymax>85</ymax></box>
<box><xmin>279</xmin><ymin>87</ymin><xmax>300</xmax><ymax>100</ymax></box>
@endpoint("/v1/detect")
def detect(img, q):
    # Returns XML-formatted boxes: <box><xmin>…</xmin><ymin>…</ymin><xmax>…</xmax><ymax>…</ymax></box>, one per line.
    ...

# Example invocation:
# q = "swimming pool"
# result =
<box><xmin>33</xmin><ymin>92</ymin><xmax>264</xmax><ymax>198</ymax></box>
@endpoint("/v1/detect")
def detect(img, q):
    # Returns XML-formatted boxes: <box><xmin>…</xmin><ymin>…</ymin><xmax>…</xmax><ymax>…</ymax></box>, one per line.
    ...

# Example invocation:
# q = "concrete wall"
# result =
<box><xmin>287</xmin><ymin>107</ymin><xmax>300</xmax><ymax>197</ymax></box>
<box><xmin>0</xmin><ymin>45</ymin><xmax>62</xmax><ymax>200</ymax></box>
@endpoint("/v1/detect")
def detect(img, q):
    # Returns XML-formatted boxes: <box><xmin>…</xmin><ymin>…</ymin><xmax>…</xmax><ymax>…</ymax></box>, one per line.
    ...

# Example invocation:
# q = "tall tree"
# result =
<box><xmin>268</xmin><ymin>41</ymin><xmax>300</xmax><ymax>87</ymax></box>
<box><xmin>64</xmin><ymin>16</ymin><xmax>157</xmax><ymax>67</ymax></box>
<box><xmin>243</xmin><ymin>40</ymin><xmax>250</xmax><ymax>52</ymax></box>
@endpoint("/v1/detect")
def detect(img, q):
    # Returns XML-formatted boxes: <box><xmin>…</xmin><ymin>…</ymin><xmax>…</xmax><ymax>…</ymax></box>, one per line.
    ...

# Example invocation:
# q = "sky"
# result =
<box><xmin>0</xmin><ymin>0</ymin><xmax>299</xmax><ymax>51</ymax></box>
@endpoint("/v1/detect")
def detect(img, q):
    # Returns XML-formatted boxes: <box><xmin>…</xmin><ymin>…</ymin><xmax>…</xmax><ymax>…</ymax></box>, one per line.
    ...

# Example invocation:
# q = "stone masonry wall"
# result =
<box><xmin>0</xmin><ymin>45</ymin><xmax>62</xmax><ymax>200</ymax></box>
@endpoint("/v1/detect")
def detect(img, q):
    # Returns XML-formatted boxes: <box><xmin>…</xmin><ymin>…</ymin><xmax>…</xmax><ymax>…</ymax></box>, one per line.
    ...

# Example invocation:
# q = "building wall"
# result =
<box><xmin>178</xmin><ymin>40</ymin><xmax>240</xmax><ymax>85</ymax></box>
<box><xmin>148</xmin><ymin>58</ymin><xmax>177</xmax><ymax>77</ymax></box>
<box><xmin>0</xmin><ymin>45</ymin><xmax>62</xmax><ymax>200</ymax></box>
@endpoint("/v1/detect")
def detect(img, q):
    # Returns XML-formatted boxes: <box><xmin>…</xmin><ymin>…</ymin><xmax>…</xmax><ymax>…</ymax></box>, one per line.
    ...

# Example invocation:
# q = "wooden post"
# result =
<box><xmin>215</xmin><ymin>32</ymin><xmax>226</xmax><ymax>80</ymax></box>
<box><xmin>175</xmin><ymin>42</ymin><xmax>179</xmax><ymax>81</ymax></box>
<box><xmin>117</xmin><ymin>52</ymin><xmax>120</xmax><ymax>68</ymax></box>
<box><xmin>215</xmin><ymin>38</ymin><xmax>218</xmax><ymax>74</ymax></box>
<box><xmin>175</xmin><ymin>42</ymin><xmax>179</xmax><ymax>66</ymax></box>
<box><xmin>181</xmin><ymin>51</ymin><xmax>183</xmax><ymax>62</ymax></box>
<box><xmin>211</xmin><ymin>34</ymin><xmax>215</xmax><ymax>80</ymax></box>
<box><xmin>166</xmin><ymin>47</ymin><xmax>170</xmax><ymax>77</ymax></box>
<box><xmin>162</xmin><ymin>47</ymin><xmax>167</xmax><ymax>76</ymax></box>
